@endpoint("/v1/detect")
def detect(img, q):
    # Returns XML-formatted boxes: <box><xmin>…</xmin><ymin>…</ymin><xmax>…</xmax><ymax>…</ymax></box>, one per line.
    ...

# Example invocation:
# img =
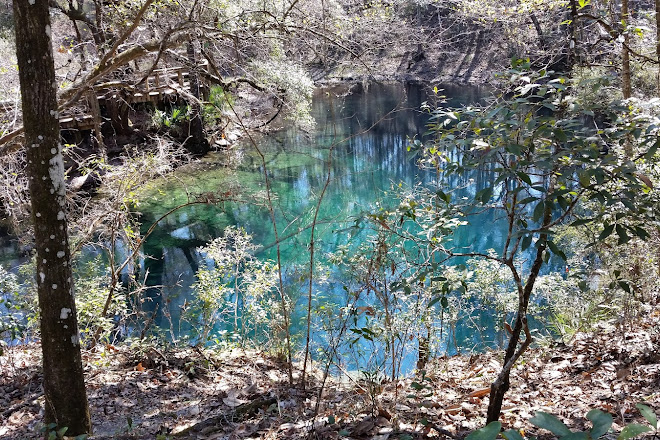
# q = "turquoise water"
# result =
<box><xmin>0</xmin><ymin>82</ymin><xmax>561</xmax><ymax>372</ymax></box>
<box><xmin>134</xmin><ymin>82</ymin><xmax>525</xmax><ymax>371</ymax></box>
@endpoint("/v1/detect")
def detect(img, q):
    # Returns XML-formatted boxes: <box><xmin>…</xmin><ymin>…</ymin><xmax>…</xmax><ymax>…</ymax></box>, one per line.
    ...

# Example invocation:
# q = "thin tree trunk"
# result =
<box><xmin>530</xmin><ymin>13</ymin><xmax>545</xmax><ymax>49</ymax></box>
<box><xmin>87</xmin><ymin>89</ymin><xmax>105</xmax><ymax>158</ymax></box>
<box><xmin>569</xmin><ymin>0</ymin><xmax>579</xmax><ymax>65</ymax></box>
<box><xmin>622</xmin><ymin>0</ymin><xmax>632</xmax><ymax>100</ymax></box>
<box><xmin>13</xmin><ymin>0</ymin><xmax>91</xmax><ymax>435</ymax></box>
<box><xmin>486</xmin><ymin>177</ymin><xmax>555</xmax><ymax>423</ymax></box>
<box><xmin>185</xmin><ymin>40</ymin><xmax>209</xmax><ymax>156</ymax></box>
<box><xmin>656</xmin><ymin>0</ymin><xmax>660</xmax><ymax>95</ymax></box>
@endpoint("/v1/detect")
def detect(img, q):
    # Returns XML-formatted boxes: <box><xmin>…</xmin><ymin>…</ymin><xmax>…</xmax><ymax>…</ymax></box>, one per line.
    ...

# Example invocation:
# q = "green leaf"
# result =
<box><xmin>557</xmin><ymin>195</ymin><xmax>568</xmax><ymax>211</ymax></box>
<box><xmin>502</xmin><ymin>429</ymin><xmax>524</xmax><ymax>440</ymax></box>
<box><xmin>598</xmin><ymin>224</ymin><xmax>615</xmax><ymax>241</ymax></box>
<box><xmin>466</xmin><ymin>422</ymin><xmax>502</xmax><ymax>440</ymax></box>
<box><xmin>506</xmin><ymin>144</ymin><xmax>522</xmax><ymax>155</ymax></box>
<box><xmin>554</xmin><ymin>128</ymin><xmax>568</xmax><ymax>143</ymax></box>
<box><xmin>643</xmin><ymin>139</ymin><xmax>659</xmax><ymax>160</ymax></box>
<box><xmin>533</xmin><ymin>200</ymin><xmax>545</xmax><ymax>222</ymax></box>
<box><xmin>521</xmin><ymin>235</ymin><xmax>533</xmax><ymax>251</ymax></box>
<box><xmin>632</xmin><ymin>226</ymin><xmax>650</xmax><ymax>240</ymax></box>
<box><xmin>547</xmin><ymin>240</ymin><xmax>567</xmax><ymax>261</ymax></box>
<box><xmin>636</xmin><ymin>404</ymin><xmax>658</xmax><ymax>429</ymax></box>
<box><xmin>570</xmin><ymin>218</ymin><xmax>592</xmax><ymax>227</ymax></box>
<box><xmin>562</xmin><ymin>433</ymin><xmax>589</xmax><ymax>440</ymax></box>
<box><xmin>530</xmin><ymin>411</ymin><xmax>572</xmax><ymax>437</ymax></box>
<box><xmin>519</xmin><ymin>196</ymin><xmax>539</xmax><ymax>205</ymax></box>
<box><xmin>587</xmin><ymin>409</ymin><xmax>613</xmax><ymax>439</ymax></box>
<box><xmin>579</xmin><ymin>172</ymin><xmax>591</xmax><ymax>188</ymax></box>
<box><xmin>437</xmin><ymin>190</ymin><xmax>451</xmax><ymax>204</ymax></box>
<box><xmin>617</xmin><ymin>424</ymin><xmax>652</xmax><ymax>440</ymax></box>
<box><xmin>516</xmin><ymin>171</ymin><xmax>532</xmax><ymax>185</ymax></box>
<box><xmin>441</xmin><ymin>296</ymin><xmax>449</xmax><ymax>308</ymax></box>
<box><xmin>476</xmin><ymin>187</ymin><xmax>494</xmax><ymax>204</ymax></box>
<box><xmin>616</xmin><ymin>224</ymin><xmax>631</xmax><ymax>245</ymax></box>
<box><xmin>618</xmin><ymin>280</ymin><xmax>632</xmax><ymax>294</ymax></box>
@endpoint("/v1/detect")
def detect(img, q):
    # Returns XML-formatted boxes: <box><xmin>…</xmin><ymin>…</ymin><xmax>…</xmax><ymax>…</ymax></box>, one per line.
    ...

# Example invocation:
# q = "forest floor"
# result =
<box><xmin>1</xmin><ymin>305</ymin><xmax>659</xmax><ymax>440</ymax></box>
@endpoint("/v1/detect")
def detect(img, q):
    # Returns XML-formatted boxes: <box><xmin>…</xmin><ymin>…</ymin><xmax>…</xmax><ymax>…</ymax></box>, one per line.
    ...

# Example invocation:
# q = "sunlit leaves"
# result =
<box><xmin>578</xmin><ymin>0</ymin><xmax>591</xmax><ymax>9</ymax></box>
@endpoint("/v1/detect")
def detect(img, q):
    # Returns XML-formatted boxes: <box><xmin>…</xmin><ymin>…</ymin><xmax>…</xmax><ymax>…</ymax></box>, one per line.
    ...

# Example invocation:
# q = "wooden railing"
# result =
<box><xmin>58</xmin><ymin>61</ymin><xmax>209</xmax><ymax>131</ymax></box>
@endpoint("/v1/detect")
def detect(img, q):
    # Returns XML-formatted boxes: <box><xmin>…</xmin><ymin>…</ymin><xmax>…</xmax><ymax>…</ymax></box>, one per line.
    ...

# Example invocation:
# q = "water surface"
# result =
<box><xmin>135</xmin><ymin>82</ymin><xmax>515</xmax><ymax>368</ymax></box>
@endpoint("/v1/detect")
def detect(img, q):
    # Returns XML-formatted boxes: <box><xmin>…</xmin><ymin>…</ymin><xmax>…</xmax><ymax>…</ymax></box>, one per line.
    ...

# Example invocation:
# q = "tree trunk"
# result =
<box><xmin>185</xmin><ymin>40</ymin><xmax>209</xmax><ymax>156</ymax></box>
<box><xmin>13</xmin><ymin>0</ymin><xmax>91</xmax><ymax>435</ymax></box>
<box><xmin>622</xmin><ymin>0</ymin><xmax>632</xmax><ymax>100</ymax></box>
<box><xmin>656</xmin><ymin>0</ymin><xmax>660</xmax><ymax>96</ymax></box>
<box><xmin>106</xmin><ymin>90</ymin><xmax>132</xmax><ymax>137</ymax></box>
<box><xmin>530</xmin><ymin>13</ymin><xmax>546</xmax><ymax>49</ymax></box>
<box><xmin>569</xmin><ymin>0</ymin><xmax>578</xmax><ymax>65</ymax></box>
<box><xmin>486</xmin><ymin>178</ymin><xmax>555</xmax><ymax>423</ymax></box>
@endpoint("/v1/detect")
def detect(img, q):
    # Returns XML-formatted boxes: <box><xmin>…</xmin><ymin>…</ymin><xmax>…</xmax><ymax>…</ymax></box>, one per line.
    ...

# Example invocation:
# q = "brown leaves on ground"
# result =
<box><xmin>1</xmin><ymin>307</ymin><xmax>658</xmax><ymax>439</ymax></box>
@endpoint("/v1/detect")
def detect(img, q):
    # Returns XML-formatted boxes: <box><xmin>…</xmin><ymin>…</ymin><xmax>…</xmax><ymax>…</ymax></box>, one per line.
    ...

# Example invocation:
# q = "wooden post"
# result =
<box><xmin>202</xmin><ymin>59</ymin><xmax>210</xmax><ymax>100</ymax></box>
<box><xmin>87</xmin><ymin>89</ymin><xmax>105</xmax><ymax>159</ymax></box>
<box><xmin>155</xmin><ymin>71</ymin><xmax>161</xmax><ymax>101</ymax></box>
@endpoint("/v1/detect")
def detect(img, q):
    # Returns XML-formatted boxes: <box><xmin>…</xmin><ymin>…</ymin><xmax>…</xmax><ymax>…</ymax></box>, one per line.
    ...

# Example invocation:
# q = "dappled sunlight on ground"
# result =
<box><xmin>1</xmin><ymin>303</ymin><xmax>659</xmax><ymax>439</ymax></box>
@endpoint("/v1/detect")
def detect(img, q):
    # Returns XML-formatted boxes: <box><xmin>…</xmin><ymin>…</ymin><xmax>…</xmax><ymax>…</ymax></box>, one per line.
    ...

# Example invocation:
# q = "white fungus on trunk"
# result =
<box><xmin>48</xmin><ymin>147</ymin><xmax>66</xmax><ymax>197</ymax></box>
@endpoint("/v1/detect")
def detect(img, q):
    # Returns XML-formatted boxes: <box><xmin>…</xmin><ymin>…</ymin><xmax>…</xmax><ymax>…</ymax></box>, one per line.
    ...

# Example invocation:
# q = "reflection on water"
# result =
<box><xmin>135</xmin><ymin>82</ymin><xmax>511</xmax><ymax>365</ymax></box>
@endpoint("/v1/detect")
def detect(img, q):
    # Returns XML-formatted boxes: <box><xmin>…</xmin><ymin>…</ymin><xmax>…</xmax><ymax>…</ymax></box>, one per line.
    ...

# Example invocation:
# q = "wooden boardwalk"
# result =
<box><xmin>59</xmin><ymin>63</ymin><xmax>206</xmax><ymax>131</ymax></box>
<box><xmin>0</xmin><ymin>60</ymin><xmax>214</xmax><ymax>152</ymax></box>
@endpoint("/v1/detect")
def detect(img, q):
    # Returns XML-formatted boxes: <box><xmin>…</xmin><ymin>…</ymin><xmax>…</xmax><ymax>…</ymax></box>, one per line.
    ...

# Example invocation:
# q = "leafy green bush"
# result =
<box><xmin>1</xmin><ymin>256</ymin><xmax>128</xmax><ymax>347</ymax></box>
<box><xmin>73</xmin><ymin>256</ymin><xmax>127</xmax><ymax>345</ymax></box>
<box><xmin>190</xmin><ymin>226</ymin><xmax>282</xmax><ymax>349</ymax></box>
<box><xmin>203</xmin><ymin>86</ymin><xmax>234</xmax><ymax>124</ymax></box>
<box><xmin>151</xmin><ymin>105</ymin><xmax>190</xmax><ymax>130</ymax></box>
